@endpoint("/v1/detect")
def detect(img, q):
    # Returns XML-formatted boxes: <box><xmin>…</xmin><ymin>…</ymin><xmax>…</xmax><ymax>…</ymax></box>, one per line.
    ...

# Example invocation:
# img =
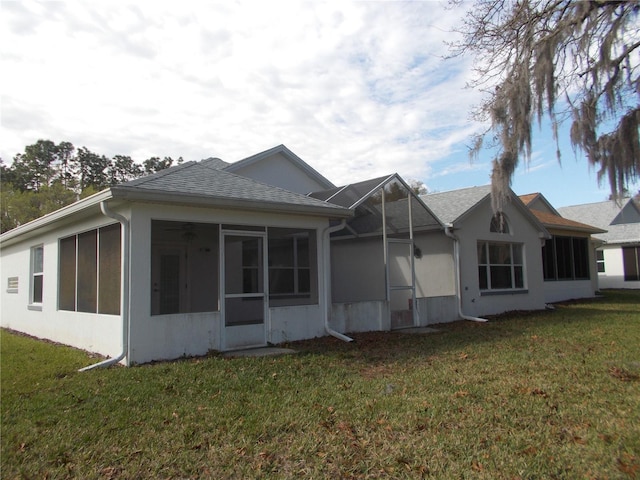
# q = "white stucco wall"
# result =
<box><xmin>598</xmin><ymin>245</ymin><xmax>640</xmax><ymax>289</ymax></box>
<box><xmin>456</xmin><ymin>200</ymin><xmax>546</xmax><ymax>317</ymax></box>
<box><xmin>414</xmin><ymin>231</ymin><xmax>456</xmax><ymax>298</ymax></box>
<box><xmin>331</xmin><ymin>237</ymin><xmax>386</xmax><ymax>303</ymax></box>
<box><xmin>0</xmin><ymin>210</ymin><xmax>125</xmax><ymax>360</ymax></box>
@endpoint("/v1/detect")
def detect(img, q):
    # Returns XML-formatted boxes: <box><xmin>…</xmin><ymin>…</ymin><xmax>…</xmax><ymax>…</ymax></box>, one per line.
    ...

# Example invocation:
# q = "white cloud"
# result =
<box><xmin>0</xmin><ymin>1</ymin><xmax>489</xmax><ymax>188</ymax></box>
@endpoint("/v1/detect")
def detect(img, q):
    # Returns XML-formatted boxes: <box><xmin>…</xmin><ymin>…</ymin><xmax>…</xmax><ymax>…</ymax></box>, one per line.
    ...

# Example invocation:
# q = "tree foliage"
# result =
<box><xmin>452</xmin><ymin>0</ymin><xmax>640</xmax><ymax>210</ymax></box>
<box><xmin>1</xmin><ymin>140</ymin><xmax>183</xmax><ymax>232</ymax></box>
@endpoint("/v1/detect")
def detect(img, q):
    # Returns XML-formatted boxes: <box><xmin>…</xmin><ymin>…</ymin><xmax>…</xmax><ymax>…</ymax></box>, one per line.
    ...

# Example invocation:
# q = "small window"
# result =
<box><xmin>30</xmin><ymin>245</ymin><xmax>44</xmax><ymax>305</ymax></box>
<box><xmin>596</xmin><ymin>250</ymin><xmax>605</xmax><ymax>273</ymax></box>
<box><xmin>490</xmin><ymin>212</ymin><xmax>510</xmax><ymax>234</ymax></box>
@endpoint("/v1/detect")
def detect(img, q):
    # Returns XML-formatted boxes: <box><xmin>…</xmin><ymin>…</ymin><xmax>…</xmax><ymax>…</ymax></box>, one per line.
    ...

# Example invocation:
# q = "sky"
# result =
<box><xmin>1</xmin><ymin>0</ymin><xmax>635</xmax><ymax>208</ymax></box>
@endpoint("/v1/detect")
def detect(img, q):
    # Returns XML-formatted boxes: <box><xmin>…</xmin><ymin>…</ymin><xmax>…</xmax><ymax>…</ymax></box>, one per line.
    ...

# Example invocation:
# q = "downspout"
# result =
<box><xmin>79</xmin><ymin>201</ymin><xmax>130</xmax><ymax>371</ymax></box>
<box><xmin>322</xmin><ymin>219</ymin><xmax>353</xmax><ymax>342</ymax></box>
<box><xmin>444</xmin><ymin>224</ymin><xmax>488</xmax><ymax>323</ymax></box>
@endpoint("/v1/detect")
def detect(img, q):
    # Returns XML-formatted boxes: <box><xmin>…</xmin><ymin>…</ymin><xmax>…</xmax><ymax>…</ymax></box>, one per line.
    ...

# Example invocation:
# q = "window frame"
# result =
<box><xmin>58</xmin><ymin>224</ymin><xmax>121</xmax><ymax>314</ymax></box>
<box><xmin>596</xmin><ymin>250</ymin><xmax>605</xmax><ymax>273</ymax></box>
<box><xmin>29</xmin><ymin>245</ymin><xmax>44</xmax><ymax>309</ymax></box>
<box><xmin>267</xmin><ymin>227</ymin><xmax>318</xmax><ymax>306</ymax></box>
<box><xmin>477</xmin><ymin>241</ymin><xmax>526</xmax><ymax>294</ymax></box>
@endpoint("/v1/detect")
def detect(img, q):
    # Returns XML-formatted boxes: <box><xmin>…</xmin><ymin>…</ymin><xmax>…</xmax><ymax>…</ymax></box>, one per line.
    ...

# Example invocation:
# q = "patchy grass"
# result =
<box><xmin>2</xmin><ymin>290</ymin><xmax>639</xmax><ymax>479</ymax></box>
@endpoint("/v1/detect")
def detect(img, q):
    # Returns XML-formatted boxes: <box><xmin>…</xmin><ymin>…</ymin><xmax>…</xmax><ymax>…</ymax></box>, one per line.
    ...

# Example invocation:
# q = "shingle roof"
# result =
<box><xmin>420</xmin><ymin>185</ymin><xmax>492</xmax><ymax>225</ymax></box>
<box><xmin>558</xmin><ymin>199</ymin><xmax>640</xmax><ymax>244</ymax></box>
<box><xmin>527</xmin><ymin>209</ymin><xmax>606</xmax><ymax>233</ymax></box>
<box><xmin>113</xmin><ymin>160</ymin><xmax>351</xmax><ymax>217</ymax></box>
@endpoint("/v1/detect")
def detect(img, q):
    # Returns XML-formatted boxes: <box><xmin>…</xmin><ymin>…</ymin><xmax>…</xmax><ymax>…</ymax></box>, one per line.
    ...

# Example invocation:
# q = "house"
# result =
<box><xmin>558</xmin><ymin>199</ymin><xmax>640</xmax><ymax>289</ymax></box>
<box><xmin>1</xmin><ymin>146</ymin><xmax>353</xmax><ymax>366</ymax></box>
<box><xmin>2</xmin><ymin>145</ymin><xmax>593</xmax><ymax>367</ymax></box>
<box><xmin>420</xmin><ymin>185</ymin><xmax>551</xmax><ymax>317</ymax></box>
<box><xmin>519</xmin><ymin>193</ymin><xmax>606</xmax><ymax>302</ymax></box>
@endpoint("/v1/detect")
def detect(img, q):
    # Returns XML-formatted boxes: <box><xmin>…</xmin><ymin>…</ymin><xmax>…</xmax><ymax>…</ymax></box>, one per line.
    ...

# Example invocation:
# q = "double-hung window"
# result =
<box><xmin>30</xmin><ymin>245</ymin><xmax>44</xmax><ymax>307</ymax></box>
<box><xmin>478</xmin><ymin>242</ymin><xmax>525</xmax><ymax>292</ymax></box>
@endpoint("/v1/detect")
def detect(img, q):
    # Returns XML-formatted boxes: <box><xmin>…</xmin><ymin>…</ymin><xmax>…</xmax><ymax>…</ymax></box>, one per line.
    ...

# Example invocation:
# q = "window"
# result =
<box><xmin>268</xmin><ymin>228</ymin><xmax>317</xmax><ymax>305</ymax></box>
<box><xmin>596</xmin><ymin>250</ymin><xmax>605</xmax><ymax>273</ymax></box>
<box><xmin>542</xmin><ymin>236</ymin><xmax>590</xmax><ymax>281</ymax></box>
<box><xmin>58</xmin><ymin>224</ymin><xmax>121</xmax><ymax>314</ymax></box>
<box><xmin>478</xmin><ymin>242</ymin><xmax>524</xmax><ymax>291</ymax></box>
<box><xmin>622</xmin><ymin>246</ymin><xmax>640</xmax><ymax>281</ymax></box>
<box><xmin>490</xmin><ymin>213</ymin><xmax>510</xmax><ymax>234</ymax></box>
<box><xmin>30</xmin><ymin>246</ymin><xmax>44</xmax><ymax>305</ymax></box>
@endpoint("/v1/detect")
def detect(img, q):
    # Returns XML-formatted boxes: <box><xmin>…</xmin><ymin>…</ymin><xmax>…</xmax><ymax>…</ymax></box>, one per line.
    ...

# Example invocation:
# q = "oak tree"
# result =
<box><xmin>452</xmin><ymin>0</ymin><xmax>640</xmax><ymax>209</ymax></box>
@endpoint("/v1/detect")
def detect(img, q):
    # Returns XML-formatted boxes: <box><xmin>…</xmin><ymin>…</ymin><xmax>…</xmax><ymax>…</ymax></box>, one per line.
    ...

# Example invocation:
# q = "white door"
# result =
<box><xmin>387</xmin><ymin>239</ymin><xmax>416</xmax><ymax>329</ymax></box>
<box><xmin>222</xmin><ymin>233</ymin><xmax>267</xmax><ymax>350</ymax></box>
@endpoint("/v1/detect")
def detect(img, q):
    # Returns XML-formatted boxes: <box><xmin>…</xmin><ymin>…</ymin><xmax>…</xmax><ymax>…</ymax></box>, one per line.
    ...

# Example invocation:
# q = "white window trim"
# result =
<box><xmin>478</xmin><ymin>241</ymin><xmax>527</xmax><ymax>294</ymax></box>
<box><xmin>29</xmin><ymin>245</ymin><xmax>44</xmax><ymax>310</ymax></box>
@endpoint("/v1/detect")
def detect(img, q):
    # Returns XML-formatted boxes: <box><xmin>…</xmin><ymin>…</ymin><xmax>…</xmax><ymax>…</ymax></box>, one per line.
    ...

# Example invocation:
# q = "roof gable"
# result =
<box><xmin>113</xmin><ymin>160</ymin><xmax>350</xmax><ymax>217</ymax></box>
<box><xmin>519</xmin><ymin>192</ymin><xmax>559</xmax><ymax>215</ymax></box>
<box><xmin>223</xmin><ymin>144</ymin><xmax>335</xmax><ymax>194</ymax></box>
<box><xmin>421</xmin><ymin>185</ymin><xmax>548</xmax><ymax>236</ymax></box>
<box><xmin>558</xmin><ymin>199</ymin><xmax>640</xmax><ymax>244</ymax></box>
<box><xmin>420</xmin><ymin>185</ymin><xmax>492</xmax><ymax>225</ymax></box>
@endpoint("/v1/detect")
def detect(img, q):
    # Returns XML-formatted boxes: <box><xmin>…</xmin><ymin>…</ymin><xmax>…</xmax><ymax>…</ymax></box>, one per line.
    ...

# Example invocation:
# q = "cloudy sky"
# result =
<box><xmin>1</xmin><ymin>0</ymin><xmax>633</xmax><ymax>207</ymax></box>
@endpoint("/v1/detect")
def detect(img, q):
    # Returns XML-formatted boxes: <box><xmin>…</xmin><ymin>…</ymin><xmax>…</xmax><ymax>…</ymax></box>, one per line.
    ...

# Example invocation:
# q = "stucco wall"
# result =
<box><xmin>455</xmin><ymin>199</ymin><xmax>546</xmax><ymax>317</ymax></box>
<box><xmin>0</xmin><ymin>211</ymin><xmax>125</xmax><ymax>360</ymax></box>
<box><xmin>231</xmin><ymin>153</ymin><xmax>329</xmax><ymax>194</ymax></box>
<box><xmin>414</xmin><ymin>231</ymin><xmax>456</xmax><ymax>298</ymax></box>
<box><xmin>331</xmin><ymin>237</ymin><xmax>386</xmax><ymax>303</ymax></box>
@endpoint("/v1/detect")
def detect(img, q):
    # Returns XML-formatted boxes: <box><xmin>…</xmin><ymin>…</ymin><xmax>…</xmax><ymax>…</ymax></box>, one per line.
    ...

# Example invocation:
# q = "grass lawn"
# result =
<box><xmin>2</xmin><ymin>290</ymin><xmax>639</xmax><ymax>479</ymax></box>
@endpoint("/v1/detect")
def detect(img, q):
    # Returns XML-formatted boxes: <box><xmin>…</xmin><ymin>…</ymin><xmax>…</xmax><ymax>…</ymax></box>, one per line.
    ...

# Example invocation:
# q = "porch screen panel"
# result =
<box><xmin>77</xmin><ymin>230</ymin><xmax>98</xmax><ymax>312</ymax></box>
<box><xmin>98</xmin><ymin>223</ymin><xmax>121</xmax><ymax>315</ymax></box>
<box><xmin>572</xmin><ymin>237</ymin><xmax>589</xmax><ymax>279</ymax></box>
<box><xmin>59</xmin><ymin>236</ymin><xmax>77</xmax><ymax>311</ymax></box>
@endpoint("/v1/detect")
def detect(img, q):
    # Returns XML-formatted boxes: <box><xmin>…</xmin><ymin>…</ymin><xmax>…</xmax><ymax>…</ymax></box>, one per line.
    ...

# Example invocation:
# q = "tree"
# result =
<box><xmin>11</xmin><ymin>140</ymin><xmax>59</xmax><ymax>191</ymax></box>
<box><xmin>74</xmin><ymin>147</ymin><xmax>110</xmax><ymax>193</ymax></box>
<box><xmin>108</xmin><ymin>155</ymin><xmax>143</xmax><ymax>185</ymax></box>
<box><xmin>451</xmin><ymin>0</ymin><xmax>640</xmax><ymax>210</ymax></box>
<box><xmin>143</xmin><ymin>156</ymin><xmax>183</xmax><ymax>175</ymax></box>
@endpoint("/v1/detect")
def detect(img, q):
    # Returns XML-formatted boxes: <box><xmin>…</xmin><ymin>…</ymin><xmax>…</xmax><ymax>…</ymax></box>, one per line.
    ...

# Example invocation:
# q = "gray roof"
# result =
<box><xmin>558</xmin><ymin>199</ymin><xmax>640</xmax><ymax>244</ymax></box>
<box><xmin>420</xmin><ymin>185</ymin><xmax>492</xmax><ymax>225</ymax></box>
<box><xmin>113</xmin><ymin>160</ymin><xmax>351</xmax><ymax>217</ymax></box>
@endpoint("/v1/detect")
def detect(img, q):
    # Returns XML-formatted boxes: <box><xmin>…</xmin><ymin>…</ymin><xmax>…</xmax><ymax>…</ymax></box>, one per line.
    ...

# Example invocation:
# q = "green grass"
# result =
<box><xmin>2</xmin><ymin>290</ymin><xmax>640</xmax><ymax>479</ymax></box>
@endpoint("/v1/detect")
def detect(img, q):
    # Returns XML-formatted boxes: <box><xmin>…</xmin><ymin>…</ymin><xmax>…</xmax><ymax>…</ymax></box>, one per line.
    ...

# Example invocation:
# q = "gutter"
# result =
<box><xmin>79</xmin><ymin>201</ymin><xmax>131</xmax><ymax>371</ymax></box>
<box><xmin>444</xmin><ymin>224</ymin><xmax>488</xmax><ymax>323</ymax></box>
<box><xmin>321</xmin><ymin>220</ymin><xmax>353</xmax><ymax>342</ymax></box>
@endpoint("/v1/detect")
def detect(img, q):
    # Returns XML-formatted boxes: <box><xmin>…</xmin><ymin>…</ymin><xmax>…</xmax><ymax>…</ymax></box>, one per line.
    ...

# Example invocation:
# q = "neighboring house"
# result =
<box><xmin>520</xmin><ymin>193</ymin><xmax>606</xmax><ymax>303</ymax></box>
<box><xmin>558</xmin><ymin>199</ymin><xmax>640</xmax><ymax>289</ymax></box>
<box><xmin>421</xmin><ymin>186</ymin><xmax>550</xmax><ymax>318</ymax></box>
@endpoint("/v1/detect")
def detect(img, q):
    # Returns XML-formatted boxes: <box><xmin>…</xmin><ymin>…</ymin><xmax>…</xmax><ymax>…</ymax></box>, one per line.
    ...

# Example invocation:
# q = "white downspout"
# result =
<box><xmin>444</xmin><ymin>224</ymin><xmax>488</xmax><ymax>323</ymax></box>
<box><xmin>79</xmin><ymin>201</ymin><xmax>130</xmax><ymax>371</ymax></box>
<box><xmin>322</xmin><ymin>220</ymin><xmax>353</xmax><ymax>342</ymax></box>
